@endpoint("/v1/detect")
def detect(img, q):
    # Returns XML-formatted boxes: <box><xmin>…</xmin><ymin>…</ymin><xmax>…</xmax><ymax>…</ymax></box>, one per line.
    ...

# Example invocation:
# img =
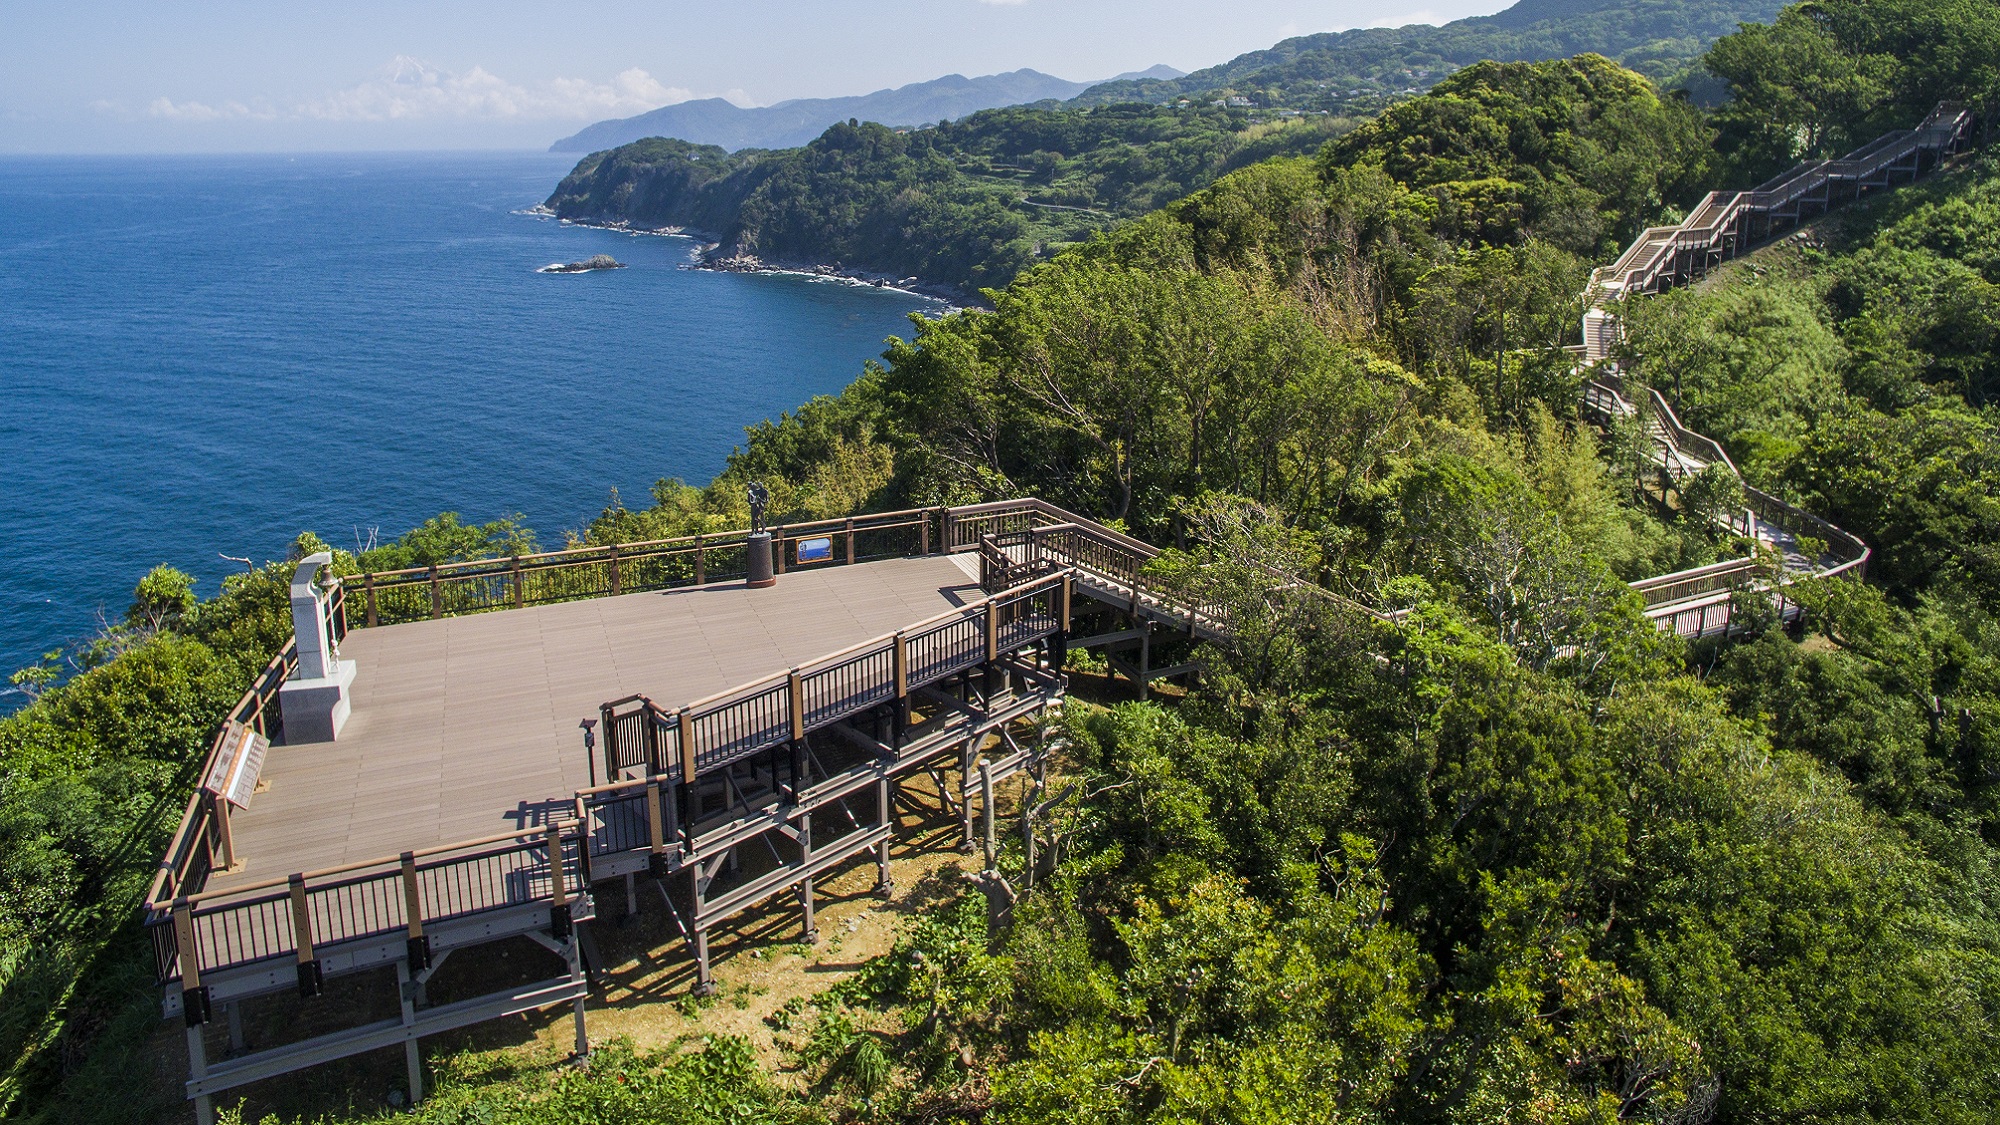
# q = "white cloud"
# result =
<box><xmin>296</xmin><ymin>57</ymin><xmax>692</xmax><ymax>122</ymax></box>
<box><xmin>145</xmin><ymin>97</ymin><xmax>274</xmax><ymax>122</ymax></box>
<box><xmin>113</xmin><ymin>58</ymin><xmax>698</xmax><ymax>128</ymax></box>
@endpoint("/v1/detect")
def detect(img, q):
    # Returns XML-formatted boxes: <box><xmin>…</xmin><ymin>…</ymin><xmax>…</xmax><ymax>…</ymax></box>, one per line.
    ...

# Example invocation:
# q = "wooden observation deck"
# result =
<box><xmin>147</xmin><ymin>500</ymin><xmax>1233</xmax><ymax>1122</ymax></box>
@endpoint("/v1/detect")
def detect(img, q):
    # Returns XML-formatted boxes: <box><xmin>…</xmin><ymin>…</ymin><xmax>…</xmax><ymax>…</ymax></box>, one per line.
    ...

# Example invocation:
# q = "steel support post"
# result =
<box><xmin>187</xmin><ymin>1024</ymin><xmax>213</xmax><ymax>1125</ymax></box>
<box><xmin>798</xmin><ymin>812</ymin><xmax>818</xmax><ymax>943</ymax></box>
<box><xmin>1023</xmin><ymin>777</ymin><xmax>1037</xmax><ymax>890</ymax></box>
<box><xmin>959</xmin><ymin>739</ymin><xmax>977</xmax><ymax>851</ymax></box>
<box><xmin>1138</xmin><ymin>625</ymin><xmax>1151</xmax><ymax>701</ymax></box>
<box><xmin>690</xmin><ymin>858</ymin><xmax>715</xmax><ymax>996</ymax></box>
<box><xmin>980</xmin><ymin>757</ymin><xmax>996</xmax><ymax>873</ymax></box>
<box><xmin>693</xmin><ymin>924</ymin><xmax>714</xmax><ymax>996</ymax></box>
<box><xmin>875</xmin><ymin>774</ymin><xmax>895</xmax><ymax>897</ymax></box>
<box><xmin>569</xmin><ymin>937</ymin><xmax>589</xmax><ymax>1059</ymax></box>
<box><xmin>396</xmin><ymin>958</ymin><xmax>424</xmax><ymax>1105</ymax></box>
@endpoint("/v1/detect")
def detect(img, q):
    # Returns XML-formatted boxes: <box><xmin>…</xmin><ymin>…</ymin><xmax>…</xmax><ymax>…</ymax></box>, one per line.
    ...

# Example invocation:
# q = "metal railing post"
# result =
<box><xmin>546</xmin><ymin>825</ymin><xmax>571</xmax><ymax>939</ymax></box>
<box><xmin>289</xmin><ymin>874</ymin><xmax>321</xmax><ymax>996</ymax></box>
<box><xmin>401</xmin><ymin>852</ymin><xmax>429</xmax><ymax>969</ymax></box>
<box><xmin>173</xmin><ymin>900</ymin><xmax>211</xmax><ymax>1030</ymax></box>
<box><xmin>677</xmin><ymin>709</ymin><xmax>696</xmax><ymax>845</ymax></box>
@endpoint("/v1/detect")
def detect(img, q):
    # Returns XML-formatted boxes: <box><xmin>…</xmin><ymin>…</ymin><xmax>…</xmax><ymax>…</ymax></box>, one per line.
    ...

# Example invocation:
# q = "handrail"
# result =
<box><xmin>144</xmin><ymin>640</ymin><xmax>300</xmax><ymax>909</ymax></box>
<box><xmin>654</xmin><ymin>569</ymin><xmax>1068</xmax><ymax>784</ymax></box>
<box><xmin>161</xmin><ymin>822</ymin><xmax>582</xmax><ymax>910</ymax></box>
<box><xmin>357</xmin><ymin>507</ymin><xmax>936</xmax><ymax>582</ymax></box>
<box><xmin>1580</xmin><ymin>372</ymin><xmax>1871</xmax><ymax>598</ymax></box>
<box><xmin>340</xmin><ymin>507</ymin><xmax>938</xmax><ymax>628</ymax></box>
<box><xmin>152</xmin><ymin>824</ymin><xmax>585</xmax><ymax>985</ymax></box>
<box><xmin>1645</xmin><ymin>387</ymin><xmax>1740</xmax><ymax>479</ymax></box>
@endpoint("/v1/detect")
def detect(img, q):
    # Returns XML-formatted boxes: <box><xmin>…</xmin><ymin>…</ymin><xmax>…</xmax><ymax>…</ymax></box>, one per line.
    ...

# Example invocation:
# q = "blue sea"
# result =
<box><xmin>0</xmin><ymin>152</ymin><xmax>946</xmax><ymax>705</ymax></box>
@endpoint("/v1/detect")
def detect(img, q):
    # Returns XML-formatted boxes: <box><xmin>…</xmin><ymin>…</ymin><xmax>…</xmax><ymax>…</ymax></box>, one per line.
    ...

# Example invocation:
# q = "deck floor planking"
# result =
<box><xmin>206</xmin><ymin>555</ymin><xmax>985</xmax><ymax>892</ymax></box>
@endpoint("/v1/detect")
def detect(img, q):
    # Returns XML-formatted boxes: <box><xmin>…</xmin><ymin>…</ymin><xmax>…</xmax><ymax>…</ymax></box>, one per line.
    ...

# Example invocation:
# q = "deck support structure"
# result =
<box><xmin>640</xmin><ymin>656</ymin><xmax>1063</xmax><ymax>996</ymax></box>
<box><xmin>173</xmin><ymin>901</ymin><xmax>589</xmax><ymax>1125</ymax></box>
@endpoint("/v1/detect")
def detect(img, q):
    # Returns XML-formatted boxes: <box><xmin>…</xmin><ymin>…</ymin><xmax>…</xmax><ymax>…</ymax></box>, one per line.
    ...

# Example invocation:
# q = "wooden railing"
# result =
<box><xmin>945</xmin><ymin>497</ymin><xmax>1383</xmax><ymax>629</ymax></box>
<box><xmin>146</xmin><ymin>642</ymin><xmax>299</xmax><ymax>911</ymax></box>
<box><xmin>1630</xmin><ymin>557</ymin><xmax>1763</xmax><ymax>608</ymax></box>
<box><xmin>340</xmin><ymin>509</ymin><xmax>934</xmax><ymax>628</ymax></box>
<box><xmin>1746</xmin><ymin>484</ymin><xmax>1870</xmax><ymax>579</ymax></box>
<box><xmin>146</xmin><ymin>583</ymin><xmax>350</xmax><ymax>912</ymax></box>
<box><xmin>597</xmin><ymin>570</ymin><xmax>1069</xmax><ymax>789</ymax></box>
<box><xmin>152</xmin><ymin>824</ymin><xmax>586</xmax><ymax>987</ymax></box>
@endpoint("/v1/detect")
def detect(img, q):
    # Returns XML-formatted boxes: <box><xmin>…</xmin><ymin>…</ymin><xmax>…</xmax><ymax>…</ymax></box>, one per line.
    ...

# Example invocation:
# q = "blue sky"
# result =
<box><xmin>0</xmin><ymin>0</ymin><xmax>1509</xmax><ymax>153</ymax></box>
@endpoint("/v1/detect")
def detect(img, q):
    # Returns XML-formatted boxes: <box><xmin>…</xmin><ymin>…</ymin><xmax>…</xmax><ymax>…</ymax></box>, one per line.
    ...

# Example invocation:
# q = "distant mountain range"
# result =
<box><xmin>546</xmin><ymin>0</ymin><xmax>1794</xmax><ymax>297</ymax></box>
<box><xmin>1070</xmin><ymin>0</ymin><xmax>1786</xmax><ymax>110</ymax></box>
<box><xmin>548</xmin><ymin>66</ymin><xmax>1185</xmax><ymax>153</ymax></box>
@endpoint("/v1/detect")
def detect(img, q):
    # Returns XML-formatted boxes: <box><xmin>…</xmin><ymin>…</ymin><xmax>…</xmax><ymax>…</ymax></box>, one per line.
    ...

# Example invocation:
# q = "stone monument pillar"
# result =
<box><xmin>277</xmin><ymin>552</ymin><xmax>357</xmax><ymax>743</ymax></box>
<box><xmin>745</xmin><ymin>481</ymin><xmax>776</xmax><ymax>589</ymax></box>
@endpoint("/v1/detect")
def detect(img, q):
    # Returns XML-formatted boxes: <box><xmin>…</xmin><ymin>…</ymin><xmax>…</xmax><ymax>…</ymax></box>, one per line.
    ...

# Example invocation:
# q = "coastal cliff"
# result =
<box><xmin>542</xmin><ymin>106</ymin><xmax>1344</xmax><ymax>298</ymax></box>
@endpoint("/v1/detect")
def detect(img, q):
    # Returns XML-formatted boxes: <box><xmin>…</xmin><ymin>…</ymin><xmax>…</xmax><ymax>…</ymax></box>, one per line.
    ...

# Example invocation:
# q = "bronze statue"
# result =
<box><xmin>746</xmin><ymin>481</ymin><xmax>770</xmax><ymax>533</ymax></box>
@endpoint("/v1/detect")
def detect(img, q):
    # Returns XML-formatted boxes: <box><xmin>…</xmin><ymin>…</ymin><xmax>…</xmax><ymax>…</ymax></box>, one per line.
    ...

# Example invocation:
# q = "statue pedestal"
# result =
<box><xmin>279</xmin><ymin>659</ymin><xmax>356</xmax><ymax>744</ymax></box>
<box><xmin>746</xmin><ymin>531</ymin><xmax>776</xmax><ymax>588</ymax></box>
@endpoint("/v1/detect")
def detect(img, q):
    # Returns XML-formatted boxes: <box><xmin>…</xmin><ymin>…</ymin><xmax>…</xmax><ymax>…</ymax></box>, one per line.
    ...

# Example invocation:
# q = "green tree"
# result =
<box><xmin>126</xmin><ymin>565</ymin><xmax>196</xmax><ymax>633</ymax></box>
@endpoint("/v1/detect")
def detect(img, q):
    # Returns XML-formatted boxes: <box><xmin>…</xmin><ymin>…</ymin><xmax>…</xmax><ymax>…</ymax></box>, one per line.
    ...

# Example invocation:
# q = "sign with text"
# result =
<box><xmin>796</xmin><ymin>536</ymin><xmax>833</xmax><ymax>565</ymax></box>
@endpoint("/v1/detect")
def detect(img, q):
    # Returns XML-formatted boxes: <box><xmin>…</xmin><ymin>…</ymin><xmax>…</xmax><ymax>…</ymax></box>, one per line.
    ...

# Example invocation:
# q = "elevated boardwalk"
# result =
<box><xmin>1586</xmin><ymin>101</ymin><xmax>1972</xmax><ymax>326</ymax></box>
<box><xmin>148</xmin><ymin>502</ymin><xmax>1185</xmax><ymax>1123</ymax></box>
<box><xmin>1565</xmin><ymin>103</ymin><xmax>1987</xmax><ymax>634</ymax></box>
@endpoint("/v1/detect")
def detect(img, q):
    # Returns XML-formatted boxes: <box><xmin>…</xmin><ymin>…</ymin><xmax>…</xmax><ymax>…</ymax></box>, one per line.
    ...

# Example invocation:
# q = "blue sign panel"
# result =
<box><xmin>796</xmin><ymin>536</ymin><xmax>834</xmax><ymax>564</ymax></box>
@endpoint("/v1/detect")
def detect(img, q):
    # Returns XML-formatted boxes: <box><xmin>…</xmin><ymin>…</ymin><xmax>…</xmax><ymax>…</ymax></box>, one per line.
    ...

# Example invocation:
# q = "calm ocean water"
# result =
<box><xmin>0</xmin><ymin>152</ymin><xmax>945</xmax><ymax>705</ymax></box>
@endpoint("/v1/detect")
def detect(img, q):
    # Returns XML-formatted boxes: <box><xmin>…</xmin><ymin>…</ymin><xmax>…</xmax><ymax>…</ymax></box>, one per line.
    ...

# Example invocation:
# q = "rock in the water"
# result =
<box><xmin>541</xmin><ymin>254</ymin><xmax>626</xmax><ymax>273</ymax></box>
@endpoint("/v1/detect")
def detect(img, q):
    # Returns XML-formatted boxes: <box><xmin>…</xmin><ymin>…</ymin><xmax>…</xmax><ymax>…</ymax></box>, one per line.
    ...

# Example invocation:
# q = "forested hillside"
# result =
<box><xmin>6</xmin><ymin>0</ymin><xmax>2000</xmax><ymax>1121</ymax></box>
<box><xmin>542</xmin><ymin>0</ymin><xmax>1787</xmax><ymax>297</ymax></box>
<box><xmin>1072</xmin><ymin>0</ymin><xmax>1785</xmax><ymax>110</ymax></box>
<box><xmin>544</xmin><ymin>104</ymin><xmax>1348</xmax><ymax>293</ymax></box>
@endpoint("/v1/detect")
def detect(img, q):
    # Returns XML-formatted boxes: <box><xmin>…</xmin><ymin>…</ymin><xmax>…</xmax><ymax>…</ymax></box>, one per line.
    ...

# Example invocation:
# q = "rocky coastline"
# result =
<box><xmin>698</xmin><ymin>248</ymin><xmax>967</xmax><ymax>305</ymax></box>
<box><xmin>534</xmin><ymin>210</ymin><xmax>970</xmax><ymax>305</ymax></box>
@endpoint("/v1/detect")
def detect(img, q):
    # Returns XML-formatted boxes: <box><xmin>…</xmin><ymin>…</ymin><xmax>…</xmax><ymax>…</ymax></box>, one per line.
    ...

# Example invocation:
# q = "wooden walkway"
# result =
<box><xmin>1587</xmin><ymin>101</ymin><xmax>1971</xmax><ymax>317</ymax></box>
<box><xmin>204</xmin><ymin>555</ymin><xmax>983</xmax><ymax>891</ymax></box>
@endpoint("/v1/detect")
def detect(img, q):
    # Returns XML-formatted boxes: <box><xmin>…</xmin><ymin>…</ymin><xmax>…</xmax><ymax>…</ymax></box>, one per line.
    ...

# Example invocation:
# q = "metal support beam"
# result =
<box><xmin>980</xmin><ymin>757</ymin><xmax>996</xmax><ymax>874</ymax></box>
<box><xmin>396</xmin><ymin>958</ymin><xmax>424</xmax><ymax>1105</ymax></box>
<box><xmin>875</xmin><ymin>774</ymin><xmax>895</xmax><ymax>897</ymax></box>
<box><xmin>185</xmin><ymin>977</ymin><xmax>587</xmax><ymax>1102</ymax></box>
